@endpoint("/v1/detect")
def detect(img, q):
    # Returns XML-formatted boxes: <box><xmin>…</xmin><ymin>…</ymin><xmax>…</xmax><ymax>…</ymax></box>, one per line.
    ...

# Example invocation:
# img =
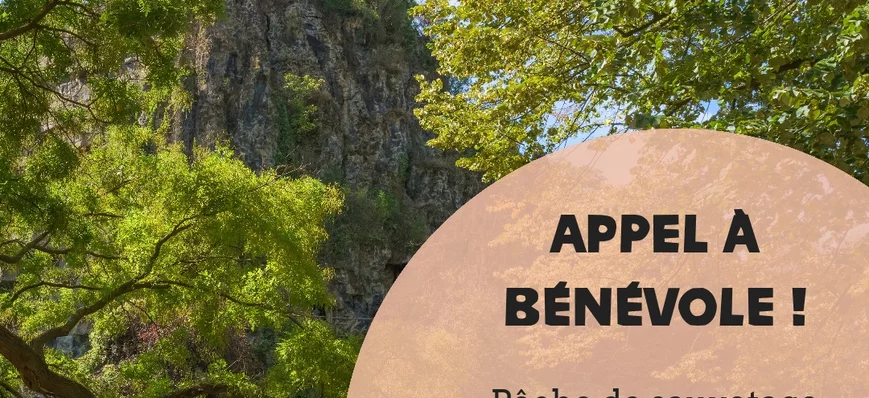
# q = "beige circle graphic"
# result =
<box><xmin>349</xmin><ymin>129</ymin><xmax>869</xmax><ymax>398</ymax></box>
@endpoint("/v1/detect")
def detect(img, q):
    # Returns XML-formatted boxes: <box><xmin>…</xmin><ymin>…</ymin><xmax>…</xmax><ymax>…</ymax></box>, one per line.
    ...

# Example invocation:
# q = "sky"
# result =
<box><xmin>560</xmin><ymin>100</ymin><xmax>722</xmax><ymax>148</ymax></box>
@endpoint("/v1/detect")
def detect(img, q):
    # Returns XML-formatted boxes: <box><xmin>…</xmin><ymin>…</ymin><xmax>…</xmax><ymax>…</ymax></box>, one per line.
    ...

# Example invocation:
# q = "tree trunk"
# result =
<box><xmin>0</xmin><ymin>326</ymin><xmax>96</xmax><ymax>398</ymax></box>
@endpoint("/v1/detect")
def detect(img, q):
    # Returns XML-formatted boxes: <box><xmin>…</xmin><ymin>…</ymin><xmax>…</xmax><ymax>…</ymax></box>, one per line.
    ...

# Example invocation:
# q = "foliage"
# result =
<box><xmin>275</xmin><ymin>74</ymin><xmax>324</xmax><ymax>166</ymax></box>
<box><xmin>322</xmin><ymin>186</ymin><xmax>429</xmax><ymax>266</ymax></box>
<box><xmin>268</xmin><ymin>320</ymin><xmax>361</xmax><ymax>398</ymax></box>
<box><xmin>0</xmin><ymin>127</ymin><xmax>350</xmax><ymax>397</ymax></box>
<box><xmin>0</xmin><ymin>1</ymin><xmax>359</xmax><ymax>397</ymax></box>
<box><xmin>414</xmin><ymin>0</ymin><xmax>869</xmax><ymax>182</ymax></box>
<box><xmin>318</xmin><ymin>0</ymin><xmax>427</xmax><ymax>51</ymax></box>
<box><xmin>0</xmin><ymin>0</ymin><xmax>221</xmax><ymax>148</ymax></box>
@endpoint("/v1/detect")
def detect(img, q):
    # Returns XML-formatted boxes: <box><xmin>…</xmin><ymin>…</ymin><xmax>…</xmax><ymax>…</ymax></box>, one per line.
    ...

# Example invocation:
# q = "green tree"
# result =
<box><xmin>1</xmin><ymin>130</ymin><xmax>347</xmax><ymax>398</ymax></box>
<box><xmin>414</xmin><ymin>0</ymin><xmax>869</xmax><ymax>182</ymax></box>
<box><xmin>0</xmin><ymin>1</ymin><xmax>357</xmax><ymax>397</ymax></box>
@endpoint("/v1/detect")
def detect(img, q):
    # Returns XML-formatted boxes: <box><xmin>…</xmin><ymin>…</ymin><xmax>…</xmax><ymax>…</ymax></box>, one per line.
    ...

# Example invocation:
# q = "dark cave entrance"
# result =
<box><xmin>387</xmin><ymin>263</ymin><xmax>407</xmax><ymax>282</ymax></box>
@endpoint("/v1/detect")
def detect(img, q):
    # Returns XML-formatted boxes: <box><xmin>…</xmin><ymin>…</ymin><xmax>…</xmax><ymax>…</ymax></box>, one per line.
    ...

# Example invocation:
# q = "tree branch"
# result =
<box><xmin>30</xmin><ymin>243</ymin><xmax>126</xmax><ymax>261</ymax></box>
<box><xmin>0</xmin><ymin>380</ymin><xmax>22</xmax><ymax>398</ymax></box>
<box><xmin>142</xmin><ymin>280</ymin><xmax>305</xmax><ymax>328</ymax></box>
<box><xmin>614</xmin><ymin>11</ymin><xmax>669</xmax><ymax>37</ymax></box>
<box><xmin>0</xmin><ymin>56</ymin><xmax>110</xmax><ymax>124</ymax></box>
<box><xmin>0</xmin><ymin>325</ymin><xmax>95</xmax><ymax>398</ymax></box>
<box><xmin>144</xmin><ymin>220</ymin><xmax>194</xmax><ymax>276</ymax></box>
<box><xmin>9</xmin><ymin>281</ymin><xmax>99</xmax><ymax>303</ymax></box>
<box><xmin>0</xmin><ymin>232</ymin><xmax>49</xmax><ymax>264</ymax></box>
<box><xmin>30</xmin><ymin>217</ymin><xmax>196</xmax><ymax>351</ymax></box>
<box><xmin>0</xmin><ymin>0</ymin><xmax>60</xmax><ymax>43</ymax></box>
<box><xmin>776</xmin><ymin>57</ymin><xmax>823</xmax><ymax>74</ymax></box>
<box><xmin>30</xmin><ymin>279</ymin><xmax>139</xmax><ymax>352</ymax></box>
<box><xmin>33</xmin><ymin>24</ymin><xmax>95</xmax><ymax>46</ymax></box>
<box><xmin>83</xmin><ymin>212</ymin><xmax>123</xmax><ymax>219</ymax></box>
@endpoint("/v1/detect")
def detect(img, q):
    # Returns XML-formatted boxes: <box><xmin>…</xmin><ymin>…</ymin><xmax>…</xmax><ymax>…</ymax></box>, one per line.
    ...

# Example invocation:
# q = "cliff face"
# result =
<box><xmin>171</xmin><ymin>0</ymin><xmax>482</xmax><ymax>331</ymax></box>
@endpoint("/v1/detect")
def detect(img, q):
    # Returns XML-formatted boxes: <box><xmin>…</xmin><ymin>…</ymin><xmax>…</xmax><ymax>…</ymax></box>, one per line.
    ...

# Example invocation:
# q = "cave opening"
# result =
<box><xmin>387</xmin><ymin>263</ymin><xmax>407</xmax><ymax>282</ymax></box>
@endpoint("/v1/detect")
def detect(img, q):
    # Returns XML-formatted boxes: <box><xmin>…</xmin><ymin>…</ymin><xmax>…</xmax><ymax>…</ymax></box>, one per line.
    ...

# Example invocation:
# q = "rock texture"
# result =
<box><xmin>171</xmin><ymin>0</ymin><xmax>482</xmax><ymax>332</ymax></box>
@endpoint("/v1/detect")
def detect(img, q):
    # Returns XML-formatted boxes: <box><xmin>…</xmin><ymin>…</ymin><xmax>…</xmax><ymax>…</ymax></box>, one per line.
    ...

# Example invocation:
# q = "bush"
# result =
<box><xmin>316</xmin><ymin>0</ymin><xmax>421</xmax><ymax>48</ymax></box>
<box><xmin>274</xmin><ymin>74</ymin><xmax>324</xmax><ymax>165</ymax></box>
<box><xmin>321</xmin><ymin>185</ymin><xmax>429</xmax><ymax>265</ymax></box>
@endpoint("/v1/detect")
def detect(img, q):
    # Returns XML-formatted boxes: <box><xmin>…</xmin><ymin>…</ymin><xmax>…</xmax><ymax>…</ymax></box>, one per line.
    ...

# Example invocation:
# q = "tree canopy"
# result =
<box><xmin>414</xmin><ymin>0</ymin><xmax>869</xmax><ymax>182</ymax></box>
<box><xmin>1</xmin><ymin>130</ymin><xmax>349</xmax><ymax>398</ymax></box>
<box><xmin>0</xmin><ymin>1</ymin><xmax>358</xmax><ymax>397</ymax></box>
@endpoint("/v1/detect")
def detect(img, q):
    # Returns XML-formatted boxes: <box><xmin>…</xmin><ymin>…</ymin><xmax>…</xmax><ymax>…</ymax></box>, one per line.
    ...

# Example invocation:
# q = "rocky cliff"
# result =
<box><xmin>169</xmin><ymin>0</ymin><xmax>482</xmax><ymax>332</ymax></box>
